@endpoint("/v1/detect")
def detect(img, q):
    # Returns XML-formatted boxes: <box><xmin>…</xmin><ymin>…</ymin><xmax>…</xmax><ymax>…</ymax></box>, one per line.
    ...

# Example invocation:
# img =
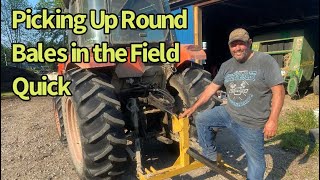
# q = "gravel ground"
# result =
<box><xmin>1</xmin><ymin>95</ymin><xmax>319</xmax><ymax>180</ymax></box>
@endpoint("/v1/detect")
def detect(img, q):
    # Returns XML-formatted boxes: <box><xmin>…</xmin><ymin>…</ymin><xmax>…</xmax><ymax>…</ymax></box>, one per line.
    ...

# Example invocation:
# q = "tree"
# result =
<box><xmin>36</xmin><ymin>0</ymin><xmax>64</xmax><ymax>11</ymax></box>
<box><xmin>1</xmin><ymin>0</ymin><xmax>32</xmax><ymax>47</ymax></box>
<box><xmin>35</xmin><ymin>0</ymin><xmax>67</xmax><ymax>49</ymax></box>
<box><xmin>1</xmin><ymin>44</ymin><xmax>10</xmax><ymax>67</ymax></box>
<box><xmin>35</xmin><ymin>0</ymin><xmax>67</xmax><ymax>71</ymax></box>
<box><xmin>1</xmin><ymin>0</ymin><xmax>35</xmax><ymax>68</ymax></box>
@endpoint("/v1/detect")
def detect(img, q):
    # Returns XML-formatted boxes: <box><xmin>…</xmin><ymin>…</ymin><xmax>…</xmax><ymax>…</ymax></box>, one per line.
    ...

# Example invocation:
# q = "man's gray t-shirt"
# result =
<box><xmin>212</xmin><ymin>51</ymin><xmax>284</xmax><ymax>129</ymax></box>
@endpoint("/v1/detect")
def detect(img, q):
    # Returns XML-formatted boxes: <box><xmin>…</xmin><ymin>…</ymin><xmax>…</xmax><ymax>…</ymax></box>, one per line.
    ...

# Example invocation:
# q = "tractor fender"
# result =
<box><xmin>176</xmin><ymin>44</ymin><xmax>207</xmax><ymax>68</ymax></box>
<box><xmin>57</xmin><ymin>44</ymin><xmax>205</xmax><ymax>76</ymax></box>
<box><xmin>57</xmin><ymin>53</ymin><xmax>117</xmax><ymax>75</ymax></box>
<box><xmin>58</xmin><ymin>60</ymin><xmax>145</xmax><ymax>79</ymax></box>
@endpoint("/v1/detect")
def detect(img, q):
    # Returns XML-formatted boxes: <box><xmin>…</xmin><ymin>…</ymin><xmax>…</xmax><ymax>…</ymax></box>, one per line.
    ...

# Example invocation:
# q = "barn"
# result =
<box><xmin>169</xmin><ymin>0</ymin><xmax>319</xmax><ymax>77</ymax></box>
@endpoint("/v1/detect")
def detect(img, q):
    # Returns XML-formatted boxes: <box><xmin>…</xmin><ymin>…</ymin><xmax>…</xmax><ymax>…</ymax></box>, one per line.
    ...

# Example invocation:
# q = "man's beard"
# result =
<box><xmin>233</xmin><ymin>50</ymin><xmax>249</xmax><ymax>63</ymax></box>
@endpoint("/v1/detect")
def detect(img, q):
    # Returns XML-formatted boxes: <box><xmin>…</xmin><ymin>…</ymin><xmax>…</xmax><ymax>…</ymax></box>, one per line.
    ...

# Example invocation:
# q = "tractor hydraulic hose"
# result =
<box><xmin>127</xmin><ymin>98</ymin><xmax>140</xmax><ymax>135</ymax></box>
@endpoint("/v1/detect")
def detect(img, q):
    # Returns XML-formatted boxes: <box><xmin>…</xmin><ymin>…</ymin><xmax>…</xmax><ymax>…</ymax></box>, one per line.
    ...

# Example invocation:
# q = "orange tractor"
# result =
<box><xmin>53</xmin><ymin>0</ymin><xmax>222</xmax><ymax>179</ymax></box>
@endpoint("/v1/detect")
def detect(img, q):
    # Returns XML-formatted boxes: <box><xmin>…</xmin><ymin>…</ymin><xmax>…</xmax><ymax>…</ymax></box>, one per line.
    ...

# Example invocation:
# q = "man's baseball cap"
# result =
<box><xmin>228</xmin><ymin>28</ymin><xmax>250</xmax><ymax>44</ymax></box>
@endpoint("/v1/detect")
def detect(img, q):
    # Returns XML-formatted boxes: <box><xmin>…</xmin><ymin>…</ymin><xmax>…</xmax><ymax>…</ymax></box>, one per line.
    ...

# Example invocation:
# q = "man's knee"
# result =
<box><xmin>194</xmin><ymin>112</ymin><xmax>205</xmax><ymax>124</ymax></box>
<box><xmin>195</xmin><ymin>106</ymin><xmax>225</xmax><ymax>126</ymax></box>
<box><xmin>194</xmin><ymin>110</ymin><xmax>212</xmax><ymax>126</ymax></box>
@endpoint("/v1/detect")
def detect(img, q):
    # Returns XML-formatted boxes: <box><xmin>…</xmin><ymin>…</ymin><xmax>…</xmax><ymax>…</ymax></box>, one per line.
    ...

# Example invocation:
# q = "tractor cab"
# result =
<box><xmin>64</xmin><ymin>0</ymin><xmax>175</xmax><ymax>47</ymax></box>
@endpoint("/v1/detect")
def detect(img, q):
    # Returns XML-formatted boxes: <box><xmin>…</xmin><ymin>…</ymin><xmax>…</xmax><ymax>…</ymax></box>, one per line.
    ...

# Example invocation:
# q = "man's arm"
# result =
<box><xmin>179</xmin><ymin>82</ymin><xmax>221</xmax><ymax>118</ymax></box>
<box><xmin>263</xmin><ymin>84</ymin><xmax>285</xmax><ymax>139</ymax></box>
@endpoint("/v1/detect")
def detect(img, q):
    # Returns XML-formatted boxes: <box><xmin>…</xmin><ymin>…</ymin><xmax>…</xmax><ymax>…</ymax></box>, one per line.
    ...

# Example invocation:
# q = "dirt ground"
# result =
<box><xmin>1</xmin><ymin>93</ymin><xmax>319</xmax><ymax>180</ymax></box>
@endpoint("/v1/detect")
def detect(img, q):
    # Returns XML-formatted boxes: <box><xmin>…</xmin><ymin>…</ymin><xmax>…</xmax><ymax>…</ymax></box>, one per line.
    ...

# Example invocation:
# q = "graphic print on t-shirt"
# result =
<box><xmin>225</xmin><ymin>70</ymin><xmax>257</xmax><ymax>107</ymax></box>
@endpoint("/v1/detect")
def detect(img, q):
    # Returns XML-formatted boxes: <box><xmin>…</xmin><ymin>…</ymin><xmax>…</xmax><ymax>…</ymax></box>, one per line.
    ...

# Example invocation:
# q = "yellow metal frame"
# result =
<box><xmin>138</xmin><ymin>115</ymin><xmax>244</xmax><ymax>180</ymax></box>
<box><xmin>138</xmin><ymin>115</ymin><xmax>205</xmax><ymax>180</ymax></box>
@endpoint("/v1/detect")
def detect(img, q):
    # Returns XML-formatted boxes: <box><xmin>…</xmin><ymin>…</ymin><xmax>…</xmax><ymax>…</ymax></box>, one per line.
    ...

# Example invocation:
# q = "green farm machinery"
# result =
<box><xmin>252</xmin><ymin>30</ymin><xmax>318</xmax><ymax>98</ymax></box>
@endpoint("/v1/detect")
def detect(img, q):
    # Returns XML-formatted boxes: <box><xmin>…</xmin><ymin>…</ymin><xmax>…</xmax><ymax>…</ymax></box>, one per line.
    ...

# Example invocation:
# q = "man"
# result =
<box><xmin>179</xmin><ymin>28</ymin><xmax>285</xmax><ymax>180</ymax></box>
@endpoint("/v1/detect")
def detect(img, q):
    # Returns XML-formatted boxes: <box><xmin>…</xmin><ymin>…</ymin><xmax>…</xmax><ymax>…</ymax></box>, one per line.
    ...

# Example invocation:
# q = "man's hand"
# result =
<box><xmin>178</xmin><ymin>83</ymin><xmax>221</xmax><ymax>119</ymax></box>
<box><xmin>263</xmin><ymin>119</ymin><xmax>278</xmax><ymax>139</ymax></box>
<box><xmin>179</xmin><ymin>107</ymin><xmax>195</xmax><ymax>118</ymax></box>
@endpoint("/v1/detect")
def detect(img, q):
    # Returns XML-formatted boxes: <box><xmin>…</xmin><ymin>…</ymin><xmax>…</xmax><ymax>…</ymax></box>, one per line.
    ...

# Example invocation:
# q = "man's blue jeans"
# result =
<box><xmin>195</xmin><ymin>105</ymin><xmax>266</xmax><ymax>180</ymax></box>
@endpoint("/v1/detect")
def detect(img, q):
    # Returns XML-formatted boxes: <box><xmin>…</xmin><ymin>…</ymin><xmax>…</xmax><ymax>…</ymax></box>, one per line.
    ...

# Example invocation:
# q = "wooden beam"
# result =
<box><xmin>193</xmin><ymin>5</ymin><xmax>202</xmax><ymax>64</ymax></box>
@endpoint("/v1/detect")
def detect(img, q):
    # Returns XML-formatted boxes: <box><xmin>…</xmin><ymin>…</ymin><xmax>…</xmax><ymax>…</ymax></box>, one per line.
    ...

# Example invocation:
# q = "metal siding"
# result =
<box><xmin>171</xmin><ymin>5</ymin><xmax>194</xmax><ymax>44</ymax></box>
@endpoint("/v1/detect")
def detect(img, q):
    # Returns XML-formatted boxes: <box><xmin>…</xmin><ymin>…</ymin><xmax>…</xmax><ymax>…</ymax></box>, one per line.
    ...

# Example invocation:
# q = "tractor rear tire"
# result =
<box><xmin>53</xmin><ymin>96</ymin><xmax>67</xmax><ymax>144</ymax></box>
<box><xmin>62</xmin><ymin>68</ymin><xmax>128</xmax><ymax>179</ymax></box>
<box><xmin>168</xmin><ymin>67</ymin><xmax>221</xmax><ymax>138</ymax></box>
<box><xmin>313</xmin><ymin>75</ymin><xmax>319</xmax><ymax>95</ymax></box>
